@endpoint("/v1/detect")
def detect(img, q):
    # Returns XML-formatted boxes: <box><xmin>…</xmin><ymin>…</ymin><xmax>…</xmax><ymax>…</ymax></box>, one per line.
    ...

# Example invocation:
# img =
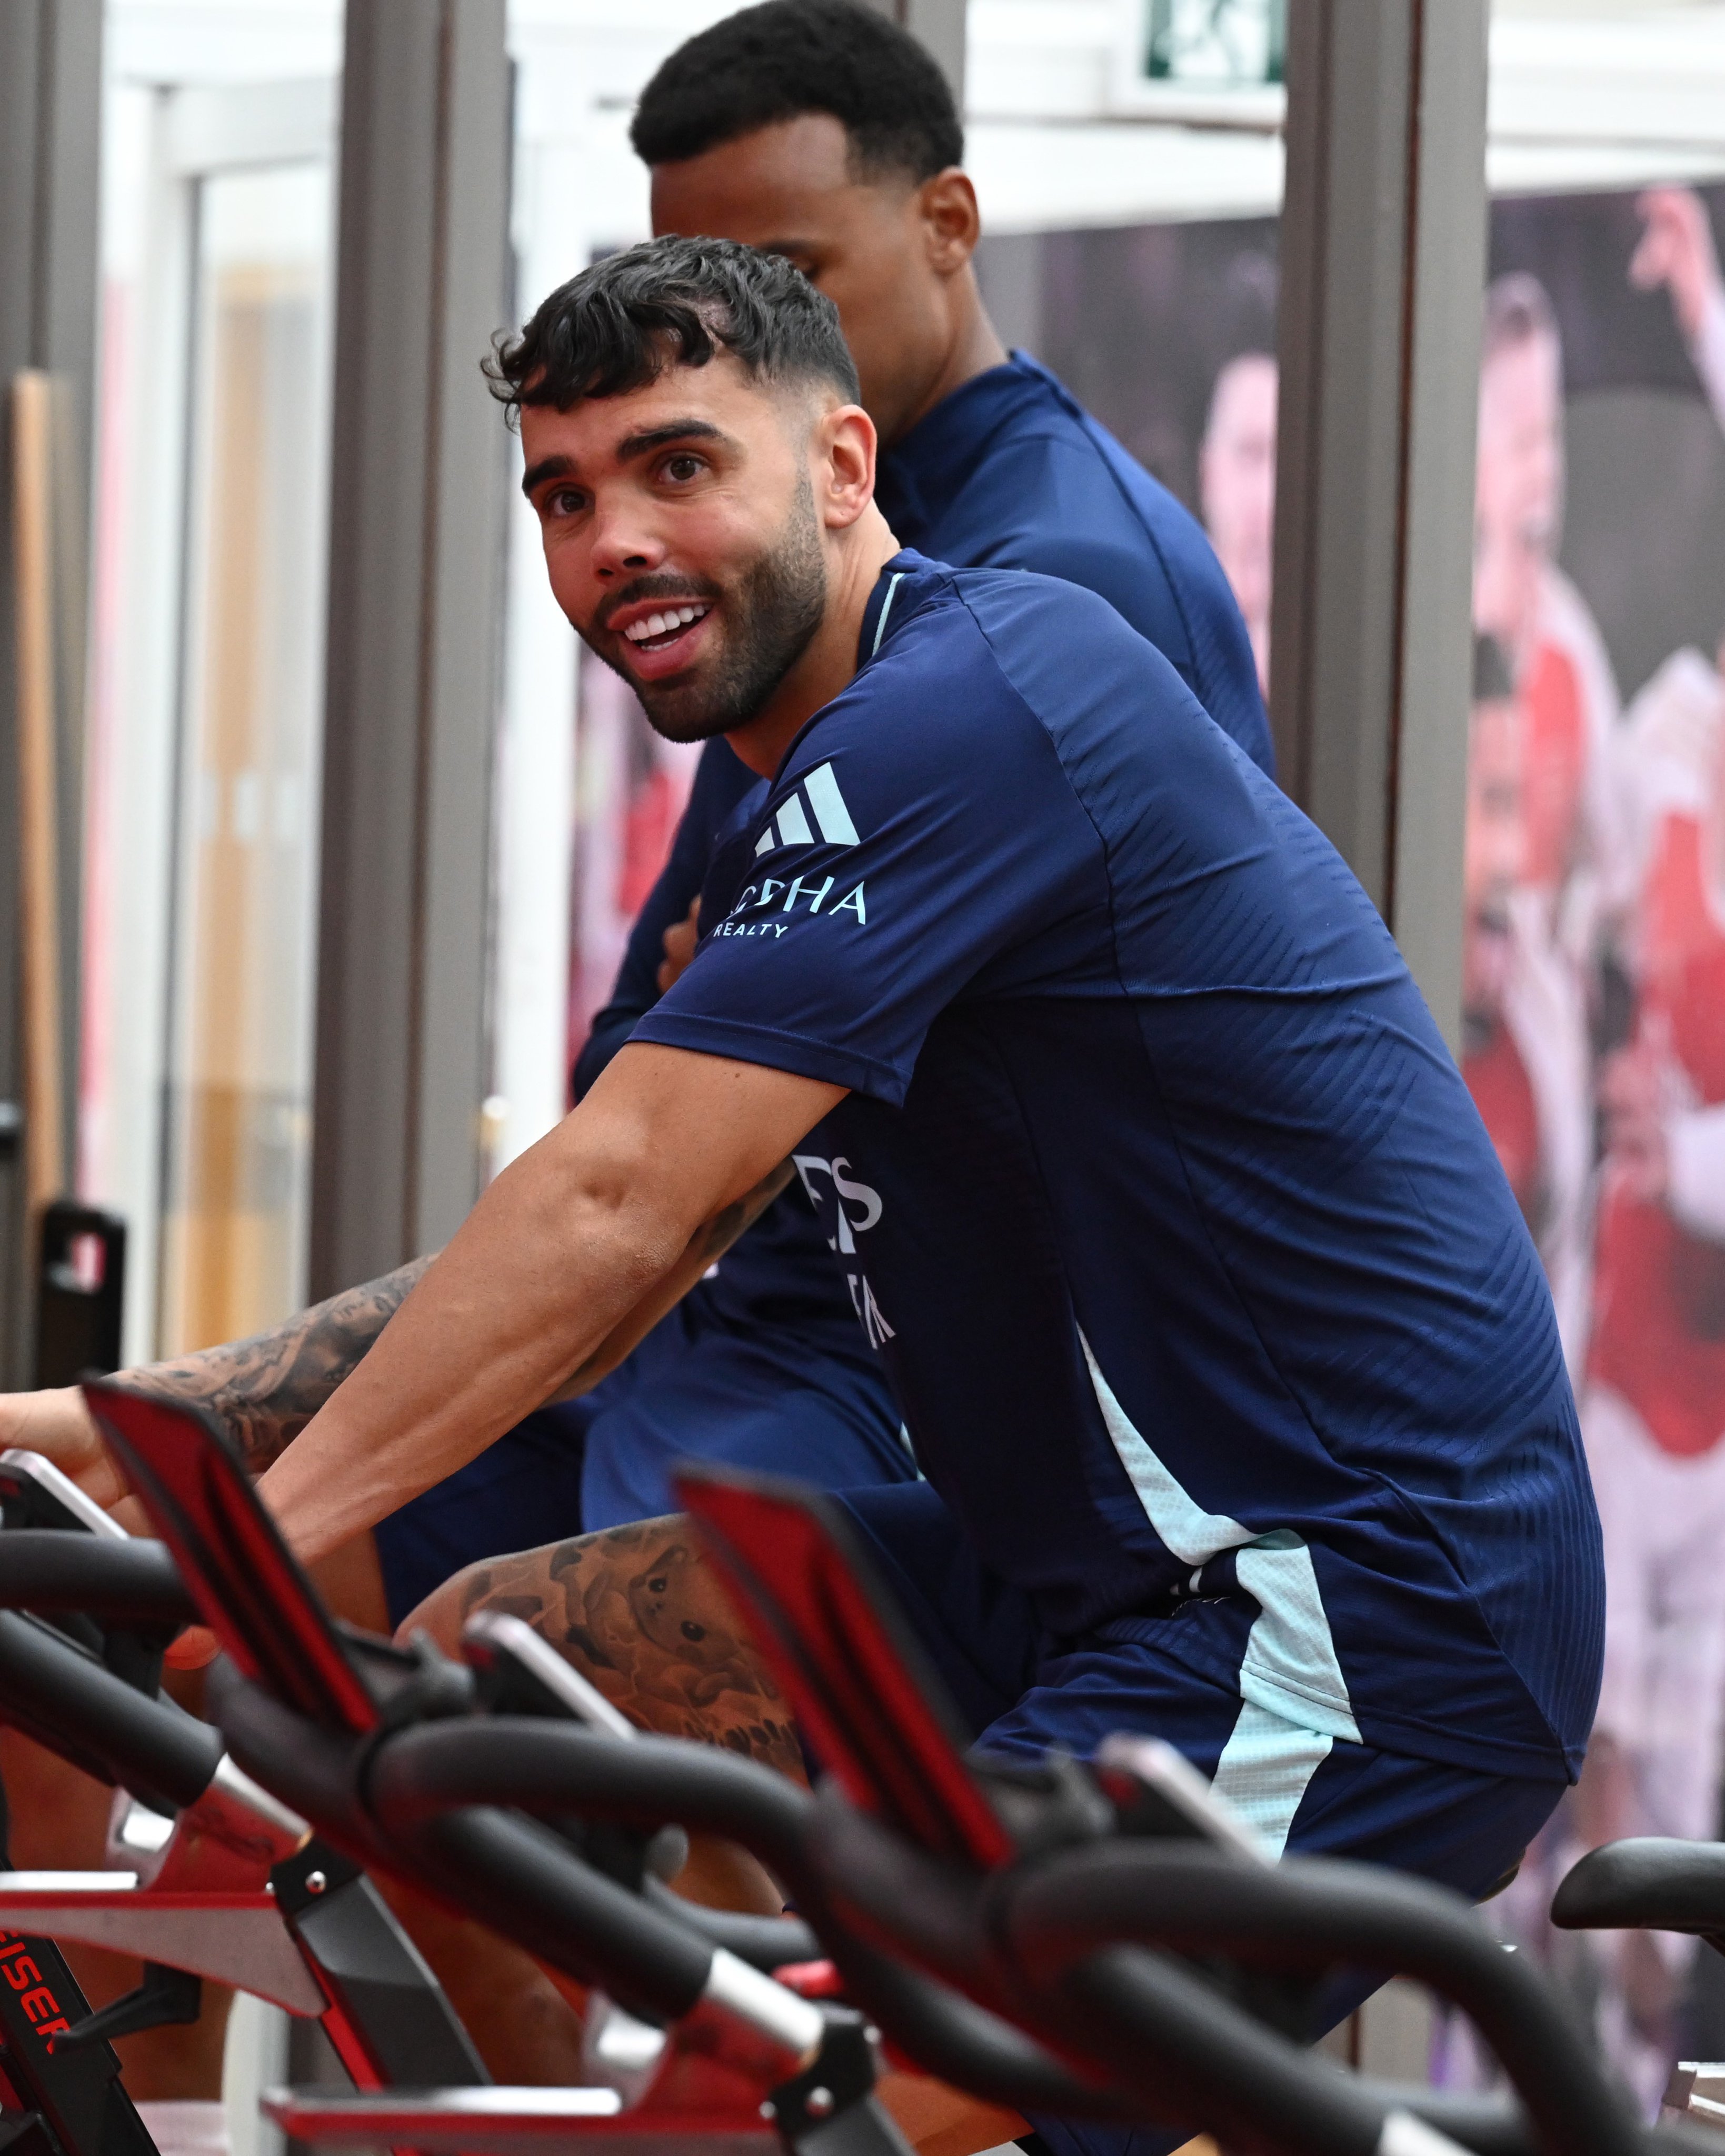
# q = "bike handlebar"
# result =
<box><xmin>0</xmin><ymin>1609</ymin><xmax>221</xmax><ymax>1809</ymax></box>
<box><xmin>363</xmin><ymin>1716</ymin><xmax>813</xmax><ymax>1875</ymax></box>
<box><xmin>994</xmin><ymin>1839</ymin><xmax>1639</xmax><ymax>2156</ymax></box>
<box><xmin>1008</xmin><ymin>1844</ymin><xmax>1646</xmax><ymax>2156</ymax></box>
<box><xmin>0</xmin><ymin>1533</ymin><xmax>197</xmax><ymax>1625</ymax></box>
<box><xmin>348</xmin><ymin>1713</ymin><xmax>1135</xmax><ymax>2119</ymax></box>
<box><xmin>216</xmin><ymin>1672</ymin><xmax>1674</xmax><ymax>2154</ymax></box>
<box><xmin>798</xmin><ymin>1788</ymin><xmax>1655</xmax><ymax>2156</ymax></box>
<box><xmin>214</xmin><ymin>1669</ymin><xmax>781</xmax><ymax>2028</ymax></box>
<box><xmin>397</xmin><ymin>1807</ymin><xmax>716</xmax><ymax>2019</ymax></box>
<box><xmin>639</xmin><ymin>1876</ymin><xmax>818</xmax><ymax>1969</ymax></box>
<box><xmin>1552</xmin><ymin>1839</ymin><xmax>1725</xmax><ymax>1940</ymax></box>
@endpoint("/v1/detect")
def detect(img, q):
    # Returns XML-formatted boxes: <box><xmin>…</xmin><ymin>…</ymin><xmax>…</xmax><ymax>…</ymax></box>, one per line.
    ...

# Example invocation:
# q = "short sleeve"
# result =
<box><xmin>572</xmin><ymin>740</ymin><xmax>762</xmax><ymax>1099</ymax></box>
<box><xmin>630</xmin><ymin>632</ymin><xmax>1105</xmax><ymax>1104</ymax></box>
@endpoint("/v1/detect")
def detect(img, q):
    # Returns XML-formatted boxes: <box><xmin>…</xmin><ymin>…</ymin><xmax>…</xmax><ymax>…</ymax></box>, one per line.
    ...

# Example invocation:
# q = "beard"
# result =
<box><xmin>587</xmin><ymin>471</ymin><xmax>829</xmax><ymax>745</ymax></box>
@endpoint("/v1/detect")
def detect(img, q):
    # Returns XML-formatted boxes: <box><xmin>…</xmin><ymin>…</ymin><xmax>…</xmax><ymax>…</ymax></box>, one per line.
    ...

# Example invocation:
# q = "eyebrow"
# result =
<box><xmin>614</xmin><ymin>417</ymin><xmax>730</xmax><ymax>461</ymax></box>
<box><xmin>521</xmin><ymin>453</ymin><xmax>573</xmax><ymax>497</ymax></box>
<box><xmin>521</xmin><ymin>418</ymin><xmax>731</xmax><ymax>501</ymax></box>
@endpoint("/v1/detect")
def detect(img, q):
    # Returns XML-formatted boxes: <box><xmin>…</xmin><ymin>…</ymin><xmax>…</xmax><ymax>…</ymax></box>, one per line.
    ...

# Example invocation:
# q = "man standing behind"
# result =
<box><xmin>406</xmin><ymin>0</ymin><xmax>1275</xmax><ymax>1586</ymax></box>
<box><xmin>637</xmin><ymin>1</ymin><xmax>1271</xmax><ymax>774</ymax></box>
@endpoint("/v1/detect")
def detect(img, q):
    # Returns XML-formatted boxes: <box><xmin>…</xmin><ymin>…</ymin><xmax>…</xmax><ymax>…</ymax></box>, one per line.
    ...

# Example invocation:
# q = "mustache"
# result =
<box><xmin>595</xmin><ymin>572</ymin><xmax>723</xmax><ymax>635</ymax></box>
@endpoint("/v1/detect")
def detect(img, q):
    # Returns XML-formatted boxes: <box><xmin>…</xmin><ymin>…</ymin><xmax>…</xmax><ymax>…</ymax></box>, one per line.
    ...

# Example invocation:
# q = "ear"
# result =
<box><xmin>917</xmin><ymin>167</ymin><xmax>981</xmax><ymax>276</ymax></box>
<box><xmin>814</xmin><ymin>402</ymin><xmax>878</xmax><ymax>532</ymax></box>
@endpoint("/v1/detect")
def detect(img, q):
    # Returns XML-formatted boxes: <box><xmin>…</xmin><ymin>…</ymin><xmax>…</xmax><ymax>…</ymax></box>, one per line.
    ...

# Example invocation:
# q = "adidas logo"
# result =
<box><xmin>754</xmin><ymin>762</ymin><xmax>859</xmax><ymax>856</ymax></box>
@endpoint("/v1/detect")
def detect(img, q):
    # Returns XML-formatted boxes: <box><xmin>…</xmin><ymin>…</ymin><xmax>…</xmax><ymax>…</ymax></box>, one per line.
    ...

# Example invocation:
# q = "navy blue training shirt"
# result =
<box><xmin>574</xmin><ymin>352</ymin><xmax>1272</xmax><ymax>1323</ymax></box>
<box><xmin>634</xmin><ymin>552</ymin><xmax>1603</xmax><ymax>1784</ymax></box>
<box><xmin>873</xmin><ymin>351</ymin><xmax>1271</xmax><ymax>772</ymax></box>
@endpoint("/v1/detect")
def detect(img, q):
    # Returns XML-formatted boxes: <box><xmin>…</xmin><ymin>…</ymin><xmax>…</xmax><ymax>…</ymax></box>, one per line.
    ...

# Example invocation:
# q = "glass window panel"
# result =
<box><xmin>156</xmin><ymin>161</ymin><xmax>334</xmax><ymax>1354</ymax></box>
<box><xmin>85</xmin><ymin>2</ymin><xmax>338</xmax><ymax>1359</ymax></box>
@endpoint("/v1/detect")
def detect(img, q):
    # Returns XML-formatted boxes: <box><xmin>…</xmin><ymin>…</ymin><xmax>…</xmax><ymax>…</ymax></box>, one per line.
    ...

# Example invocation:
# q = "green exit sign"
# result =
<box><xmin>1144</xmin><ymin>0</ymin><xmax>1288</xmax><ymax>87</ymax></box>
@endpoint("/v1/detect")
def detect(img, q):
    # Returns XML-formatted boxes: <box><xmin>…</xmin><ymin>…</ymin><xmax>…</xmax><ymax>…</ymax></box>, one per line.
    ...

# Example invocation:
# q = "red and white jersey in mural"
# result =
<box><xmin>1591</xmin><ymin>801</ymin><xmax>1725</xmax><ymax>1456</ymax></box>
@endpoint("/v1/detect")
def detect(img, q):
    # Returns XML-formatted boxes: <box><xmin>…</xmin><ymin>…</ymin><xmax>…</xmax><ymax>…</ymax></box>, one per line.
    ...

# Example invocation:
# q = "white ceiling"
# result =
<box><xmin>103</xmin><ymin>0</ymin><xmax>1725</xmax><ymax>232</ymax></box>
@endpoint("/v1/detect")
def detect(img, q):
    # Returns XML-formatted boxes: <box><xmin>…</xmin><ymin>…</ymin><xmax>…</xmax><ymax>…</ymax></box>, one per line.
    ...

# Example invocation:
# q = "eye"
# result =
<box><xmin>769</xmin><ymin>247</ymin><xmax>822</xmax><ymax>285</ymax></box>
<box><xmin>542</xmin><ymin>485</ymin><xmax>586</xmax><ymax>518</ymax></box>
<box><xmin>662</xmin><ymin>452</ymin><xmax>705</xmax><ymax>484</ymax></box>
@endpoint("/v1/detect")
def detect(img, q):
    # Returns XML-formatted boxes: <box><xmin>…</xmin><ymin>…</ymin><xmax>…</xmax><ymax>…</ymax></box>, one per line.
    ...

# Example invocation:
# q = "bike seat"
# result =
<box><xmin>1552</xmin><ymin>1839</ymin><xmax>1725</xmax><ymax>1937</ymax></box>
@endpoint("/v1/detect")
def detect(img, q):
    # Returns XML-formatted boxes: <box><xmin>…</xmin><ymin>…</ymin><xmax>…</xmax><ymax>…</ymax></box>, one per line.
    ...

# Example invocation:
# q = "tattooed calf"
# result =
<box><xmin>442</xmin><ymin>1518</ymin><xmax>803</xmax><ymax>1776</ymax></box>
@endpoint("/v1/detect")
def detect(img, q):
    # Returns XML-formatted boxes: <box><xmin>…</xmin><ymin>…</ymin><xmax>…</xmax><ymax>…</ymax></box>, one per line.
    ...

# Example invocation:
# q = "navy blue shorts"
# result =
<box><xmin>833</xmin><ymin>1482</ymin><xmax>1567</xmax><ymax>2156</ymax></box>
<box><xmin>374</xmin><ymin>1283</ymin><xmax>915</xmax><ymax>1628</ymax></box>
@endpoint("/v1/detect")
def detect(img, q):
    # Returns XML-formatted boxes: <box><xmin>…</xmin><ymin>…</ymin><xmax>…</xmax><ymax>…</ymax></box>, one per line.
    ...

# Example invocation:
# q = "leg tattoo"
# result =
<box><xmin>410</xmin><ymin>1516</ymin><xmax>804</xmax><ymax>1779</ymax></box>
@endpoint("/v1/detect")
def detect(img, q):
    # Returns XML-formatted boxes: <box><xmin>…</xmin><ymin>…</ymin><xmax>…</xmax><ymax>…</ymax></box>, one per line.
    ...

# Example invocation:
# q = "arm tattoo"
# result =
<box><xmin>451</xmin><ymin>1519</ymin><xmax>806</xmax><ymax>1780</ymax></box>
<box><xmin>554</xmin><ymin>1162</ymin><xmax>795</xmax><ymax>1402</ymax></box>
<box><xmin>699</xmin><ymin>1160</ymin><xmax>793</xmax><ymax>1262</ymax></box>
<box><xmin>116</xmin><ymin>1256</ymin><xmax>435</xmax><ymax>1476</ymax></box>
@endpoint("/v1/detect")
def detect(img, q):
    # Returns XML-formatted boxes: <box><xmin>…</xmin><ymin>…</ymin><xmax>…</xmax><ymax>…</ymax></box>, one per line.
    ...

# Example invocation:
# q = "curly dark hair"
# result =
<box><xmin>487</xmin><ymin>235</ymin><xmax>861</xmax><ymax>422</ymax></box>
<box><xmin>631</xmin><ymin>0</ymin><xmax>962</xmax><ymax>184</ymax></box>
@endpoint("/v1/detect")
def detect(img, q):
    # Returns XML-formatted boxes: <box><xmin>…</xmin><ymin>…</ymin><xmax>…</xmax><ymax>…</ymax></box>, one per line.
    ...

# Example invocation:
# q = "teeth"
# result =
<box><xmin>623</xmin><ymin>602</ymin><xmax>710</xmax><ymax>644</ymax></box>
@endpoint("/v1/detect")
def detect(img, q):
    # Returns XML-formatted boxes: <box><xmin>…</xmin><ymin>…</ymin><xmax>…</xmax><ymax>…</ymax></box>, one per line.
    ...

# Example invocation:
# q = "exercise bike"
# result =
<box><xmin>0</xmin><ymin>1442</ymin><xmax>487</xmax><ymax>2156</ymax></box>
<box><xmin>78</xmin><ymin>1383</ymin><xmax>1725</xmax><ymax>2156</ymax></box>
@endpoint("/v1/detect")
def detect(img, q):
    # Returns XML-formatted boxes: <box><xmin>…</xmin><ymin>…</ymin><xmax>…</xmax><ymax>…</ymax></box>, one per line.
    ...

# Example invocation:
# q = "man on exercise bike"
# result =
<box><xmin>175</xmin><ymin>238</ymin><xmax>1590</xmax><ymax>2156</ymax></box>
<box><xmin>380</xmin><ymin>0</ymin><xmax>1276</xmax><ymax>1614</ymax></box>
<box><xmin>2</xmin><ymin>0</ymin><xmax>1272</xmax><ymax>1632</ymax></box>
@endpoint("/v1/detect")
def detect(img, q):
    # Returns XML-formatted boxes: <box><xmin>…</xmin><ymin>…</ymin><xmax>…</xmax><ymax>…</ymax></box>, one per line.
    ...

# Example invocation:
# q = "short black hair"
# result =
<box><xmin>631</xmin><ymin>0</ymin><xmax>962</xmax><ymax>185</ymax></box>
<box><xmin>488</xmin><ymin>235</ymin><xmax>861</xmax><ymax>422</ymax></box>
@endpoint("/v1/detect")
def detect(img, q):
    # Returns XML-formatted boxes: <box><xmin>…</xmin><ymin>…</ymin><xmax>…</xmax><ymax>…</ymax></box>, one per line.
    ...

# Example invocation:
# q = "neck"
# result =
<box><xmin>725</xmin><ymin>506</ymin><xmax>902</xmax><ymax>777</ymax></box>
<box><xmin>891</xmin><ymin>268</ymin><xmax>1010</xmax><ymax>445</ymax></box>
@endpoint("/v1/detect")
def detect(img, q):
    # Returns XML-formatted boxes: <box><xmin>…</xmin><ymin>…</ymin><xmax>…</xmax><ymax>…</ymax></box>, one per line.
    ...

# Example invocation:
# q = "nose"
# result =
<box><xmin>589</xmin><ymin>498</ymin><xmax>667</xmax><ymax>582</ymax></box>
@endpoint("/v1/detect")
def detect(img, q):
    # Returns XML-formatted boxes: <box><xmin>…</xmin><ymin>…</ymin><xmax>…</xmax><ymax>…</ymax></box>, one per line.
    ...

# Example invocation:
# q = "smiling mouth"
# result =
<box><xmin>620</xmin><ymin>601</ymin><xmax>712</xmax><ymax>653</ymax></box>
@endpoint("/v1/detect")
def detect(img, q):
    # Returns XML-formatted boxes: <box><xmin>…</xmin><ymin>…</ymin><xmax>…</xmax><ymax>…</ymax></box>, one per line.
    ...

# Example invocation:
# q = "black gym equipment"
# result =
<box><xmin>0</xmin><ymin>1439</ymin><xmax>487</xmax><ymax>2156</ymax></box>
<box><xmin>1554</xmin><ymin>1836</ymin><xmax>1725</xmax><ymax>2133</ymax></box>
<box><xmin>64</xmin><ymin>1381</ymin><xmax>1719</xmax><ymax>2156</ymax></box>
<box><xmin>82</xmin><ymin>1382</ymin><xmax>916</xmax><ymax>2156</ymax></box>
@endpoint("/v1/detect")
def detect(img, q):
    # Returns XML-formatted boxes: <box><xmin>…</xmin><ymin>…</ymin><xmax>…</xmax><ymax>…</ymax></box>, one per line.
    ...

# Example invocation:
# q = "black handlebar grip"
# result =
<box><xmin>362</xmin><ymin>1717</ymin><xmax>1128</xmax><ymax>2117</ymax></box>
<box><xmin>396</xmin><ymin>1808</ymin><xmax>715</xmax><ymax>2021</ymax></box>
<box><xmin>364</xmin><ymin>1718</ymin><xmax>814</xmax><ymax>1877</ymax></box>
<box><xmin>0</xmin><ymin>1610</ymin><xmax>221</xmax><ymax>1809</ymax></box>
<box><xmin>1553</xmin><ymin>1839</ymin><xmax>1725</xmax><ymax>1940</ymax></box>
<box><xmin>1001</xmin><ymin>1844</ymin><xmax>1642</xmax><ymax>2156</ymax></box>
<box><xmin>813</xmin><ymin>1924</ymin><xmax>1139</xmax><ymax>2120</ymax></box>
<box><xmin>210</xmin><ymin>1662</ymin><xmax>427</xmax><ymax>1883</ymax></box>
<box><xmin>0</xmin><ymin>1533</ymin><xmax>198</xmax><ymax>1624</ymax></box>
<box><xmin>1055</xmin><ymin>1944</ymin><xmax>1394</xmax><ymax>2156</ymax></box>
<box><xmin>640</xmin><ymin>1877</ymin><xmax>818</xmax><ymax>1970</ymax></box>
<box><xmin>215</xmin><ymin>1679</ymin><xmax>719</xmax><ymax>2023</ymax></box>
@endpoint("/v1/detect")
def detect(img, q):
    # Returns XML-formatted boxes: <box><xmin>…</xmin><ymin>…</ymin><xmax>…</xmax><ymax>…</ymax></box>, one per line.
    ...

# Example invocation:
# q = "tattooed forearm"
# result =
<box><xmin>116</xmin><ymin>1255</ymin><xmax>436</xmax><ymax>1475</ymax></box>
<box><xmin>431</xmin><ymin>1517</ymin><xmax>806</xmax><ymax>1781</ymax></box>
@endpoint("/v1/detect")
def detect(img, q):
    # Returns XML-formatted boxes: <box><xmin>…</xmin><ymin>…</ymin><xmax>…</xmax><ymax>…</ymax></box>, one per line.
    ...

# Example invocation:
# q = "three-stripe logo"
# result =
<box><xmin>755</xmin><ymin>762</ymin><xmax>859</xmax><ymax>856</ymax></box>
